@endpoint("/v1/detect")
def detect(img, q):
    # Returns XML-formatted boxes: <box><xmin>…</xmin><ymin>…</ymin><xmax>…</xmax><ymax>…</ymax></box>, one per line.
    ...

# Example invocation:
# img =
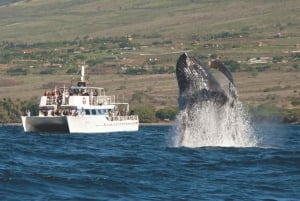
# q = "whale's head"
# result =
<box><xmin>176</xmin><ymin>53</ymin><xmax>236</xmax><ymax>110</ymax></box>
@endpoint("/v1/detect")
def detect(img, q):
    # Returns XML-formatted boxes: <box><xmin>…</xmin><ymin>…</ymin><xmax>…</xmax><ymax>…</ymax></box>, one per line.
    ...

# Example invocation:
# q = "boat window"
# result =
<box><xmin>97</xmin><ymin>109</ymin><xmax>102</xmax><ymax>115</ymax></box>
<box><xmin>103</xmin><ymin>109</ymin><xmax>108</xmax><ymax>115</ymax></box>
<box><xmin>85</xmin><ymin>109</ymin><xmax>91</xmax><ymax>115</ymax></box>
<box><xmin>39</xmin><ymin>106</ymin><xmax>54</xmax><ymax>110</ymax></box>
<box><xmin>92</xmin><ymin>109</ymin><xmax>96</xmax><ymax>115</ymax></box>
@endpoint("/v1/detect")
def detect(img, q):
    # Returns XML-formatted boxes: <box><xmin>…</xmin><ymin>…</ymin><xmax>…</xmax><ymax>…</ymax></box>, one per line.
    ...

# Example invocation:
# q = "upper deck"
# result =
<box><xmin>41</xmin><ymin>86</ymin><xmax>116</xmax><ymax>107</ymax></box>
<box><xmin>38</xmin><ymin>65</ymin><xmax>134</xmax><ymax>118</ymax></box>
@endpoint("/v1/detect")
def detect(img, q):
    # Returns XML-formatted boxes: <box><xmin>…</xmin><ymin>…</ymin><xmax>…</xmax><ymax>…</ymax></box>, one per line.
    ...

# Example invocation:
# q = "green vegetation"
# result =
<box><xmin>249</xmin><ymin>104</ymin><xmax>300</xmax><ymax>124</ymax></box>
<box><xmin>223</xmin><ymin>60</ymin><xmax>240</xmax><ymax>72</ymax></box>
<box><xmin>0</xmin><ymin>97</ymin><xmax>38</xmax><ymax>123</ymax></box>
<box><xmin>249</xmin><ymin>104</ymin><xmax>284</xmax><ymax>123</ymax></box>
<box><xmin>282</xmin><ymin>109</ymin><xmax>300</xmax><ymax>124</ymax></box>
<box><xmin>132</xmin><ymin>105</ymin><xmax>157</xmax><ymax>123</ymax></box>
<box><xmin>155</xmin><ymin>107</ymin><xmax>177</xmax><ymax>121</ymax></box>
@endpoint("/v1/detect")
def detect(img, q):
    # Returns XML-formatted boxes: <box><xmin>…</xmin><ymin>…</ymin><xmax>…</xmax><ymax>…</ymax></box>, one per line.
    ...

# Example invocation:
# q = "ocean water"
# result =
<box><xmin>1</xmin><ymin>124</ymin><xmax>300</xmax><ymax>201</ymax></box>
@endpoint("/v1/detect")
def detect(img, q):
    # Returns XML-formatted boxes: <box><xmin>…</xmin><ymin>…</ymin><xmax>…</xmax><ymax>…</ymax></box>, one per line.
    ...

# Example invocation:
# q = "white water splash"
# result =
<box><xmin>170</xmin><ymin>101</ymin><xmax>258</xmax><ymax>148</ymax></box>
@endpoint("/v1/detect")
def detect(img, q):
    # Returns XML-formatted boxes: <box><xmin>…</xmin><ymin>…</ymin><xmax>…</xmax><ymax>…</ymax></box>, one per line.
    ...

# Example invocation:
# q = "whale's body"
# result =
<box><xmin>176</xmin><ymin>53</ymin><xmax>236</xmax><ymax>111</ymax></box>
<box><xmin>171</xmin><ymin>53</ymin><xmax>256</xmax><ymax>147</ymax></box>
<box><xmin>173</xmin><ymin>53</ymin><xmax>250</xmax><ymax>147</ymax></box>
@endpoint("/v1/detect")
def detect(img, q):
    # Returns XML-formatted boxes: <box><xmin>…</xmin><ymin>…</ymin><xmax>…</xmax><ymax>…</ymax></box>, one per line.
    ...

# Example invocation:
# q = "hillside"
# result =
<box><xmin>0</xmin><ymin>0</ymin><xmax>300</xmax><ymax>123</ymax></box>
<box><xmin>0</xmin><ymin>0</ymin><xmax>299</xmax><ymax>43</ymax></box>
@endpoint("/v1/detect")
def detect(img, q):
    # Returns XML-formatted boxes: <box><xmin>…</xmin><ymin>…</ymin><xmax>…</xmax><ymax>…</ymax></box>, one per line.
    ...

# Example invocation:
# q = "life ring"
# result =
<box><xmin>82</xmin><ymin>97</ymin><xmax>86</xmax><ymax>105</ymax></box>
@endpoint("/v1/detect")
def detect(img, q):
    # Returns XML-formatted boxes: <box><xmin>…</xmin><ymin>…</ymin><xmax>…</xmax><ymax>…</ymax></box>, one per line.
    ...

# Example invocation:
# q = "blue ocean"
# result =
<box><xmin>1</xmin><ymin>124</ymin><xmax>299</xmax><ymax>200</ymax></box>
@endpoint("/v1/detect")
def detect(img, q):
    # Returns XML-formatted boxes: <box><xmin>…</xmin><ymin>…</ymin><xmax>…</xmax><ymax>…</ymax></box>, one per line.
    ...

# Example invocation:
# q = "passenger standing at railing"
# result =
<box><xmin>80</xmin><ymin>107</ymin><xmax>85</xmax><ymax>116</ymax></box>
<box><xmin>94</xmin><ymin>90</ymin><xmax>98</xmax><ymax>96</ymax></box>
<box><xmin>65</xmin><ymin>90</ymin><xmax>69</xmax><ymax>105</ymax></box>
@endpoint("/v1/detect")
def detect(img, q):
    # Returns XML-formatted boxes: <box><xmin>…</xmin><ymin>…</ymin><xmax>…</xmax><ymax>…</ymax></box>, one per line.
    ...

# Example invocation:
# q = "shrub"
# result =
<box><xmin>6</xmin><ymin>67</ymin><xmax>27</xmax><ymax>75</ymax></box>
<box><xmin>249</xmin><ymin>104</ymin><xmax>284</xmax><ymax>123</ymax></box>
<box><xmin>272</xmin><ymin>55</ymin><xmax>284</xmax><ymax>63</ymax></box>
<box><xmin>291</xmin><ymin>100</ymin><xmax>300</xmax><ymax>106</ymax></box>
<box><xmin>132</xmin><ymin>105</ymin><xmax>156</xmax><ymax>123</ymax></box>
<box><xmin>124</xmin><ymin>68</ymin><xmax>147</xmax><ymax>75</ymax></box>
<box><xmin>156</xmin><ymin>107</ymin><xmax>177</xmax><ymax>121</ymax></box>
<box><xmin>0</xmin><ymin>97</ymin><xmax>38</xmax><ymax>123</ymax></box>
<box><xmin>66</xmin><ymin>67</ymin><xmax>78</xmax><ymax>74</ymax></box>
<box><xmin>223</xmin><ymin>60</ymin><xmax>240</xmax><ymax>72</ymax></box>
<box><xmin>40</xmin><ymin>69</ymin><xmax>56</xmax><ymax>74</ymax></box>
<box><xmin>282</xmin><ymin>109</ymin><xmax>300</xmax><ymax>123</ymax></box>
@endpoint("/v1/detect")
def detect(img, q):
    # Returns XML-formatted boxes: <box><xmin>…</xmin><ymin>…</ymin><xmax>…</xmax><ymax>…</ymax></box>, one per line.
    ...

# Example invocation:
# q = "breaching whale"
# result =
<box><xmin>172</xmin><ymin>52</ymin><xmax>251</xmax><ymax>147</ymax></box>
<box><xmin>176</xmin><ymin>52</ymin><xmax>237</xmax><ymax>111</ymax></box>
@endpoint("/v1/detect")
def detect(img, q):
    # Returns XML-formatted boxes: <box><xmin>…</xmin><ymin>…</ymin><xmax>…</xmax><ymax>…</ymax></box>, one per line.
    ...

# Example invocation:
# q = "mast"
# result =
<box><xmin>77</xmin><ymin>65</ymin><xmax>86</xmax><ymax>87</ymax></box>
<box><xmin>81</xmin><ymin>65</ymin><xmax>85</xmax><ymax>82</ymax></box>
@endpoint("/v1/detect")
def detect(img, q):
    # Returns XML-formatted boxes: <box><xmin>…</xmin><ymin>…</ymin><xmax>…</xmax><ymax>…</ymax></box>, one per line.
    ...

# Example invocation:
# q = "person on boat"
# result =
<box><xmin>69</xmin><ymin>89</ymin><xmax>73</xmax><ymax>96</ymax></box>
<box><xmin>65</xmin><ymin>90</ymin><xmax>69</xmax><ymax>105</ymax></box>
<box><xmin>27</xmin><ymin>109</ymin><xmax>30</xmax><ymax>117</ymax></box>
<box><xmin>121</xmin><ymin>108</ymin><xmax>126</xmax><ymax>116</ymax></box>
<box><xmin>22</xmin><ymin>110</ymin><xmax>30</xmax><ymax>116</ymax></box>
<box><xmin>55</xmin><ymin>109</ymin><xmax>61</xmax><ymax>116</ymax></box>
<box><xmin>57</xmin><ymin>96</ymin><xmax>62</xmax><ymax>106</ymax></box>
<box><xmin>84</xmin><ymin>91</ymin><xmax>89</xmax><ymax>96</ymax></box>
<box><xmin>130</xmin><ymin>110</ymin><xmax>134</xmax><ymax>115</ymax></box>
<box><xmin>73</xmin><ymin>109</ymin><xmax>78</xmax><ymax>116</ymax></box>
<box><xmin>80</xmin><ymin>107</ymin><xmax>85</xmax><ymax>116</ymax></box>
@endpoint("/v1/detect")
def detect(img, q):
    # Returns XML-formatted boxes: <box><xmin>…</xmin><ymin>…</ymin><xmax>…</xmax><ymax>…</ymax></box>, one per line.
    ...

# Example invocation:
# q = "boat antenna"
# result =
<box><xmin>81</xmin><ymin>65</ymin><xmax>85</xmax><ymax>82</ymax></box>
<box><xmin>77</xmin><ymin>65</ymin><xmax>87</xmax><ymax>87</ymax></box>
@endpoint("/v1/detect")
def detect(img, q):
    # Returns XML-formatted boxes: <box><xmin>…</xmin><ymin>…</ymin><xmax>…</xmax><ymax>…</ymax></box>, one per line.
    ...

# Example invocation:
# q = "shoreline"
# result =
<box><xmin>2</xmin><ymin>122</ymin><xmax>175</xmax><ymax>126</ymax></box>
<box><xmin>2</xmin><ymin>121</ymin><xmax>299</xmax><ymax>127</ymax></box>
<box><xmin>140</xmin><ymin>122</ymin><xmax>174</xmax><ymax>126</ymax></box>
<box><xmin>1</xmin><ymin>123</ymin><xmax>22</xmax><ymax>126</ymax></box>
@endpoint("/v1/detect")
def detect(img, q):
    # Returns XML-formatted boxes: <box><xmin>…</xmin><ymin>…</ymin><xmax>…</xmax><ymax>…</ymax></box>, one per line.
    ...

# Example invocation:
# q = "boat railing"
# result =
<box><xmin>97</xmin><ymin>95</ymin><xmax>115</xmax><ymax>105</ymax></box>
<box><xmin>46</xmin><ymin>96</ymin><xmax>57</xmax><ymax>105</ymax></box>
<box><xmin>109</xmin><ymin>115</ymin><xmax>138</xmax><ymax>121</ymax></box>
<box><xmin>42</xmin><ymin>89</ymin><xmax>130</xmax><ymax>108</ymax></box>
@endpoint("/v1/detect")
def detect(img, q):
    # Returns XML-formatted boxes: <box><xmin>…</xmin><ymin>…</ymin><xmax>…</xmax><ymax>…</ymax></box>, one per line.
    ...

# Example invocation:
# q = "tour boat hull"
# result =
<box><xmin>67</xmin><ymin>116</ymin><xmax>139</xmax><ymax>133</ymax></box>
<box><xmin>21</xmin><ymin>116</ymin><xmax>139</xmax><ymax>134</ymax></box>
<box><xmin>21</xmin><ymin>116</ymin><xmax>69</xmax><ymax>133</ymax></box>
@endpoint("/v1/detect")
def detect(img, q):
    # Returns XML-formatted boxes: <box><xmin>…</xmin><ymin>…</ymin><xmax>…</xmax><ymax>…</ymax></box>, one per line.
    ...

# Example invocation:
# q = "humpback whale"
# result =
<box><xmin>176</xmin><ymin>53</ymin><xmax>236</xmax><ymax>111</ymax></box>
<box><xmin>172</xmin><ymin>53</ymin><xmax>254</xmax><ymax>147</ymax></box>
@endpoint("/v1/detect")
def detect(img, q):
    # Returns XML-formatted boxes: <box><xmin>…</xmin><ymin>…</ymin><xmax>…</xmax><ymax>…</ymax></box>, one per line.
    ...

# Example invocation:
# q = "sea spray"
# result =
<box><xmin>170</xmin><ymin>100</ymin><xmax>257</xmax><ymax>148</ymax></box>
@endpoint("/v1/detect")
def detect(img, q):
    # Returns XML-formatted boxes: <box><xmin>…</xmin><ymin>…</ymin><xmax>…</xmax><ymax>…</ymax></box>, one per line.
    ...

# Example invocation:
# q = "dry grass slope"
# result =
<box><xmin>0</xmin><ymin>0</ymin><xmax>299</xmax><ymax>42</ymax></box>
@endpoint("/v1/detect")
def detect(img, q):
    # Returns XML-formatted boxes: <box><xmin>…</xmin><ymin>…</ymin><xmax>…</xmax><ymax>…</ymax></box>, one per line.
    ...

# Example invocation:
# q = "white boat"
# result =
<box><xmin>21</xmin><ymin>66</ymin><xmax>139</xmax><ymax>133</ymax></box>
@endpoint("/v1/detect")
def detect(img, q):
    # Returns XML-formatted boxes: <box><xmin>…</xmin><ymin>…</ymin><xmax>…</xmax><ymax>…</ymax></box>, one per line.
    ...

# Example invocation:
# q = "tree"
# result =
<box><xmin>132</xmin><ymin>105</ymin><xmax>156</xmax><ymax>123</ymax></box>
<box><xmin>223</xmin><ymin>60</ymin><xmax>240</xmax><ymax>72</ymax></box>
<box><xmin>6</xmin><ymin>67</ymin><xmax>27</xmax><ymax>76</ymax></box>
<box><xmin>249</xmin><ymin>104</ymin><xmax>283</xmax><ymax>123</ymax></box>
<box><xmin>156</xmin><ymin>107</ymin><xmax>177</xmax><ymax>120</ymax></box>
<box><xmin>272</xmin><ymin>55</ymin><xmax>284</xmax><ymax>63</ymax></box>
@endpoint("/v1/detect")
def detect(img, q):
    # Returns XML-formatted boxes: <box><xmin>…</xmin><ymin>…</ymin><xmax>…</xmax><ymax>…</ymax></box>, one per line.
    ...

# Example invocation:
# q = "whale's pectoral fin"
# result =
<box><xmin>209</xmin><ymin>60</ymin><xmax>235</xmax><ymax>86</ymax></box>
